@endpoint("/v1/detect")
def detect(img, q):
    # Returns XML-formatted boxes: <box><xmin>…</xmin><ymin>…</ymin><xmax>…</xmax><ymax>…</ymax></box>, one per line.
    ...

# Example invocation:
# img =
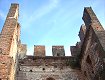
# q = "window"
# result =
<box><xmin>42</xmin><ymin>68</ymin><xmax>45</xmax><ymax>71</ymax></box>
<box><xmin>54</xmin><ymin>65</ymin><xmax>57</xmax><ymax>68</ymax></box>
<box><xmin>46</xmin><ymin>77</ymin><xmax>55</xmax><ymax>80</ymax></box>
<box><xmin>0</xmin><ymin>48</ymin><xmax>2</xmax><ymax>54</ymax></box>
<box><xmin>57</xmin><ymin>53</ymin><xmax>60</xmax><ymax>56</ymax></box>
<box><xmin>92</xmin><ymin>71</ymin><xmax>94</xmax><ymax>74</ymax></box>
<box><xmin>86</xmin><ymin>55</ymin><xmax>92</xmax><ymax>65</ymax></box>
<box><xmin>29</xmin><ymin>70</ymin><xmax>33</xmax><ymax>72</ymax></box>
<box><xmin>84</xmin><ymin>71</ymin><xmax>87</xmax><ymax>76</ymax></box>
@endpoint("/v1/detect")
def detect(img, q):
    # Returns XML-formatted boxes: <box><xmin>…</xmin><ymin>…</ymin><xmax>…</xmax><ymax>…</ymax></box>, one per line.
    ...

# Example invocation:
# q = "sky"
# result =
<box><xmin>0</xmin><ymin>0</ymin><xmax>105</xmax><ymax>56</ymax></box>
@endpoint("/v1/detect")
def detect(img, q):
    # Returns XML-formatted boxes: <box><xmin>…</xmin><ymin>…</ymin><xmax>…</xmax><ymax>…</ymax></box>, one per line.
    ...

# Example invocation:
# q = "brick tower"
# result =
<box><xmin>0</xmin><ymin>4</ymin><xmax>20</xmax><ymax>80</ymax></box>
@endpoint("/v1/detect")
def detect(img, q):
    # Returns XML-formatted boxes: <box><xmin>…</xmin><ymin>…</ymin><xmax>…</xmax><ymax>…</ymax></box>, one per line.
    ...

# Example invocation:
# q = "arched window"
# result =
<box><xmin>86</xmin><ymin>55</ymin><xmax>92</xmax><ymax>65</ymax></box>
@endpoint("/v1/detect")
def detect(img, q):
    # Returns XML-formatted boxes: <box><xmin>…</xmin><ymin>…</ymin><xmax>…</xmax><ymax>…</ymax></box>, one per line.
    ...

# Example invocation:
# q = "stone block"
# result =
<box><xmin>52</xmin><ymin>46</ymin><xmax>65</xmax><ymax>56</ymax></box>
<box><xmin>34</xmin><ymin>45</ymin><xmax>45</xmax><ymax>57</ymax></box>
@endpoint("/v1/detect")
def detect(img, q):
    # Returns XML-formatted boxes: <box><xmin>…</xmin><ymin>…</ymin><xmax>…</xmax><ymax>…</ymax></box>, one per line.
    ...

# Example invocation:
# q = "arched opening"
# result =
<box><xmin>57</xmin><ymin>53</ymin><xmax>60</xmax><ymax>56</ymax></box>
<box><xmin>86</xmin><ymin>55</ymin><xmax>92</xmax><ymax>65</ymax></box>
<box><xmin>46</xmin><ymin>77</ymin><xmax>55</xmax><ymax>80</ymax></box>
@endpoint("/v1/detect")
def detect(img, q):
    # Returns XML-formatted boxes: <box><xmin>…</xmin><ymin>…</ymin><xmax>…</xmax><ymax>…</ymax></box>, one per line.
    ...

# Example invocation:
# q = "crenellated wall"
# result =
<box><xmin>34</xmin><ymin>45</ymin><xmax>46</xmax><ymax>57</ymax></box>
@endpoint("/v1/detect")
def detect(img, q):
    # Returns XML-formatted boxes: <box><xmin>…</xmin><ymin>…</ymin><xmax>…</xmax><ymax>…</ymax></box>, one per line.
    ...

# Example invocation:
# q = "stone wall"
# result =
<box><xmin>0</xmin><ymin>55</ymin><xmax>13</xmax><ymax>80</ymax></box>
<box><xmin>70</xmin><ymin>42</ymin><xmax>81</xmax><ymax>57</ymax></box>
<box><xmin>34</xmin><ymin>45</ymin><xmax>45</xmax><ymax>57</ymax></box>
<box><xmin>18</xmin><ymin>43</ymin><xmax>27</xmax><ymax>59</ymax></box>
<box><xmin>80</xmin><ymin>7</ymin><xmax>105</xmax><ymax>80</ymax></box>
<box><xmin>52</xmin><ymin>46</ymin><xmax>65</xmax><ymax>56</ymax></box>
<box><xmin>78</xmin><ymin>24</ymin><xmax>86</xmax><ymax>45</ymax></box>
<box><xmin>16</xmin><ymin>56</ymin><xmax>84</xmax><ymax>80</ymax></box>
<box><xmin>0</xmin><ymin>3</ymin><xmax>25</xmax><ymax>80</ymax></box>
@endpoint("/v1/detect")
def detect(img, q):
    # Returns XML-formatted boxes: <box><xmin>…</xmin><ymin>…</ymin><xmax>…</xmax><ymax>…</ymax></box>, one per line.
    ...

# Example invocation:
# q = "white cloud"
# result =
<box><xmin>28</xmin><ymin>0</ymin><xmax>60</xmax><ymax>24</ymax></box>
<box><xmin>0</xmin><ymin>10</ymin><xmax>6</xmax><ymax>20</ymax></box>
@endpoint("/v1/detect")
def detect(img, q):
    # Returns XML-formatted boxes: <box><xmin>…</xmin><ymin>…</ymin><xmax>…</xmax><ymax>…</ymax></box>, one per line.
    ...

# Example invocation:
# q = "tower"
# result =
<box><xmin>0</xmin><ymin>4</ymin><xmax>20</xmax><ymax>80</ymax></box>
<box><xmin>80</xmin><ymin>7</ymin><xmax>105</xmax><ymax>80</ymax></box>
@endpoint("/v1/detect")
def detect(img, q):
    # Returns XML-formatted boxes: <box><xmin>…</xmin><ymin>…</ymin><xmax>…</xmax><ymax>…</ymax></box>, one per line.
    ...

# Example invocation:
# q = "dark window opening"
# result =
<box><xmin>57</xmin><ymin>53</ymin><xmax>60</xmax><ymax>56</ymax></box>
<box><xmin>84</xmin><ymin>71</ymin><xmax>87</xmax><ymax>76</ymax></box>
<box><xmin>46</xmin><ymin>77</ymin><xmax>55</xmax><ymax>80</ymax></box>
<box><xmin>54</xmin><ymin>65</ymin><xmax>57</xmax><ymax>68</ymax></box>
<box><xmin>29</xmin><ymin>70</ymin><xmax>33</xmax><ymax>72</ymax></box>
<box><xmin>43</xmin><ymin>68</ymin><xmax>45</xmax><ymax>71</ymax></box>
<box><xmin>20</xmin><ymin>61</ymin><xmax>24</xmax><ymax>64</ymax></box>
<box><xmin>2</xmin><ymin>62</ymin><xmax>5</xmax><ymax>64</ymax></box>
<box><xmin>0</xmin><ymin>48</ymin><xmax>2</xmax><ymax>54</ymax></box>
<box><xmin>33</xmin><ymin>57</ymin><xmax>35</xmax><ymax>60</ymax></box>
<box><xmin>92</xmin><ymin>71</ymin><xmax>94</xmax><ymax>74</ymax></box>
<box><xmin>86</xmin><ymin>55</ymin><xmax>92</xmax><ymax>65</ymax></box>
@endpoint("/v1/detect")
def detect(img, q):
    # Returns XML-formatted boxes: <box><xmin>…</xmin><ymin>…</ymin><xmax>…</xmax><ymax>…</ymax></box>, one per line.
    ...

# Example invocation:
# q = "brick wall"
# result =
<box><xmin>52</xmin><ymin>46</ymin><xmax>65</xmax><ymax>56</ymax></box>
<box><xmin>0</xmin><ymin>3</ymin><xmax>20</xmax><ymax>80</ymax></box>
<box><xmin>34</xmin><ymin>45</ymin><xmax>45</xmax><ymax>57</ymax></box>
<box><xmin>16</xmin><ymin>56</ymin><xmax>84</xmax><ymax>80</ymax></box>
<box><xmin>80</xmin><ymin>7</ymin><xmax>105</xmax><ymax>80</ymax></box>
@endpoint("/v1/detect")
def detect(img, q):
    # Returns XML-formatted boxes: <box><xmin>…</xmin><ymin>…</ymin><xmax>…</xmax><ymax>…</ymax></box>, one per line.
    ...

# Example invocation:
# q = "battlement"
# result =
<box><xmin>52</xmin><ymin>46</ymin><xmax>65</xmax><ymax>56</ymax></box>
<box><xmin>33</xmin><ymin>45</ymin><xmax>66</xmax><ymax>57</ymax></box>
<box><xmin>34</xmin><ymin>45</ymin><xmax>45</xmax><ymax>57</ymax></box>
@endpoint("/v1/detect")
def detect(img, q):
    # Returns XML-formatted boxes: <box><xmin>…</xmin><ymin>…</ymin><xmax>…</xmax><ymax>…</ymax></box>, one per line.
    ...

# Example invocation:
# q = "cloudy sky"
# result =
<box><xmin>0</xmin><ymin>0</ymin><xmax>105</xmax><ymax>56</ymax></box>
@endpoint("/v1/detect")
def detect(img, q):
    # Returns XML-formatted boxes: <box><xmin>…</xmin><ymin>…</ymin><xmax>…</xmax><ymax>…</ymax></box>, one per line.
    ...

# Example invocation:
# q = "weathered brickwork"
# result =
<box><xmin>52</xmin><ymin>46</ymin><xmax>65</xmax><ymax>56</ymax></box>
<box><xmin>0</xmin><ymin>3</ymin><xmax>105</xmax><ymax>80</ymax></box>
<box><xmin>0</xmin><ymin>55</ymin><xmax>13</xmax><ymax>80</ymax></box>
<box><xmin>79</xmin><ymin>24</ymin><xmax>86</xmax><ymax>44</ymax></box>
<box><xmin>70</xmin><ymin>42</ymin><xmax>81</xmax><ymax>57</ymax></box>
<box><xmin>0</xmin><ymin>4</ymin><xmax>26</xmax><ymax>80</ymax></box>
<box><xmin>79</xmin><ymin>7</ymin><xmax>105</xmax><ymax>80</ymax></box>
<box><xmin>18</xmin><ymin>43</ymin><xmax>27</xmax><ymax>59</ymax></box>
<box><xmin>69</xmin><ymin>7</ymin><xmax>105</xmax><ymax>80</ymax></box>
<box><xmin>16</xmin><ymin>56</ymin><xmax>84</xmax><ymax>80</ymax></box>
<box><xmin>34</xmin><ymin>45</ymin><xmax>45</xmax><ymax>57</ymax></box>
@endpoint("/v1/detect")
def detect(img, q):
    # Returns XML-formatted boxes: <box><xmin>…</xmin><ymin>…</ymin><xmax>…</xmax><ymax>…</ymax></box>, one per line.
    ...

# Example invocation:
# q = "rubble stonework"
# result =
<box><xmin>0</xmin><ymin>3</ymin><xmax>105</xmax><ymax>80</ymax></box>
<box><xmin>16</xmin><ymin>56</ymin><xmax>84</xmax><ymax>80</ymax></box>
<box><xmin>52</xmin><ymin>46</ymin><xmax>65</xmax><ymax>56</ymax></box>
<box><xmin>80</xmin><ymin>7</ymin><xmax>105</xmax><ymax>80</ymax></box>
